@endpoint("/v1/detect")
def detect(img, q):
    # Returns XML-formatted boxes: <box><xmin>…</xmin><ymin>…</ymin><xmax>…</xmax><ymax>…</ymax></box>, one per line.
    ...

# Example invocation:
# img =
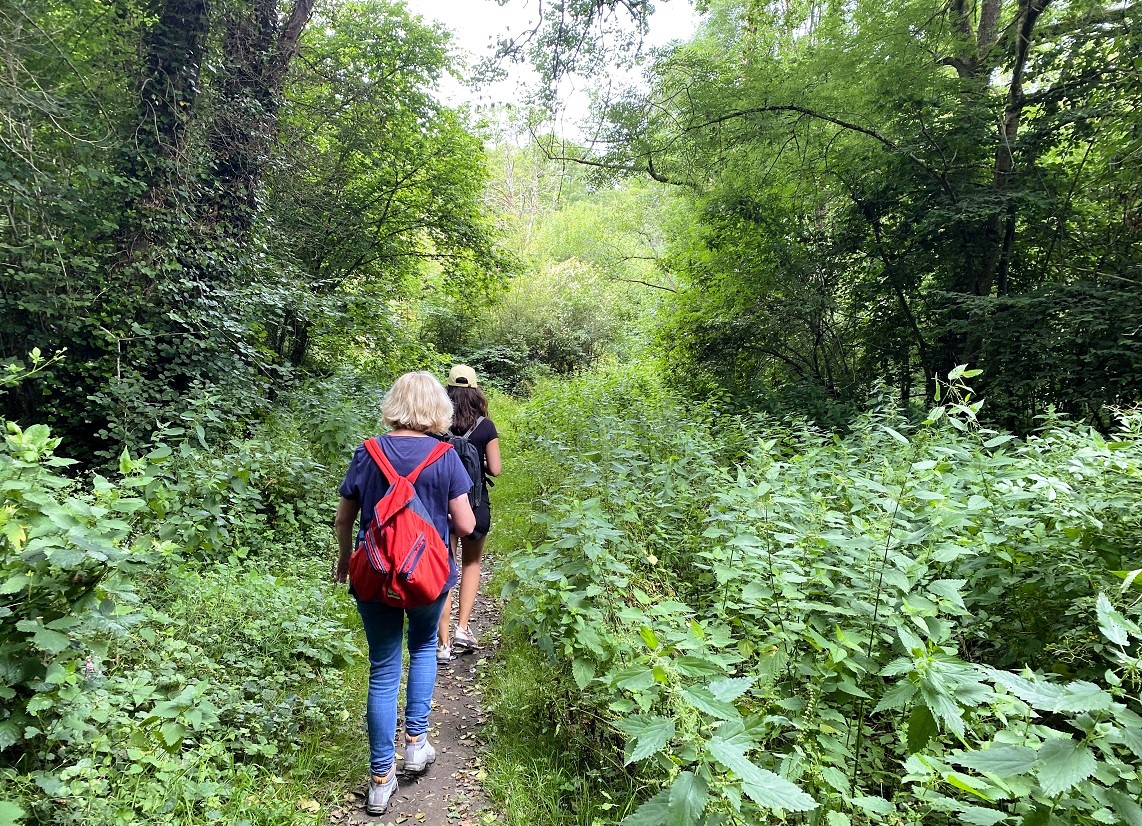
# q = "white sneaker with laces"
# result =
<box><xmin>453</xmin><ymin>624</ymin><xmax>478</xmax><ymax>652</ymax></box>
<box><xmin>436</xmin><ymin>642</ymin><xmax>452</xmax><ymax>663</ymax></box>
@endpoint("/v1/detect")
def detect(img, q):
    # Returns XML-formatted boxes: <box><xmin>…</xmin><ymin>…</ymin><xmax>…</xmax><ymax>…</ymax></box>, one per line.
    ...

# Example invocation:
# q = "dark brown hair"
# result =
<box><xmin>448</xmin><ymin>385</ymin><xmax>488</xmax><ymax>434</ymax></box>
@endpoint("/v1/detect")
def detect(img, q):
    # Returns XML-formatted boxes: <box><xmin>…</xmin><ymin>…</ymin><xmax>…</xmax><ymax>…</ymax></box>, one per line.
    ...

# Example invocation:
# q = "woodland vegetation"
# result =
<box><xmin>1</xmin><ymin>0</ymin><xmax>1140</xmax><ymax>824</ymax></box>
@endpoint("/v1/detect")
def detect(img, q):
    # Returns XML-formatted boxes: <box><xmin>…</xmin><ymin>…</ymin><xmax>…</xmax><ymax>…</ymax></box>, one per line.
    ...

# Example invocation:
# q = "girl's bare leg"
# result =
<box><xmin>456</xmin><ymin>534</ymin><xmax>486</xmax><ymax>632</ymax></box>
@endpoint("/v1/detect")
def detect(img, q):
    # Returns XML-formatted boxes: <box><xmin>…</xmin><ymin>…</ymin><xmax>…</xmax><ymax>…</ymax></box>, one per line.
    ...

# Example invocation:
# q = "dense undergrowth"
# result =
<box><xmin>0</xmin><ymin>368</ymin><xmax>383</xmax><ymax>825</ymax></box>
<box><xmin>495</xmin><ymin>367</ymin><xmax>1142</xmax><ymax>825</ymax></box>
<box><xmin>478</xmin><ymin>392</ymin><xmax>645</xmax><ymax>824</ymax></box>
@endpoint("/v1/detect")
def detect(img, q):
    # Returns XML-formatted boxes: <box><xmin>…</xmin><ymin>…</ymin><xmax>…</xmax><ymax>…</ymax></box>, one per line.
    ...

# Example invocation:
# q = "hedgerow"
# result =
<box><xmin>503</xmin><ymin>366</ymin><xmax>1142</xmax><ymax>824</ymax></box>
<box><xmin>0</xmin><ymin>368</ymin><xmax>374</xmax><ymax>825</ymax></box>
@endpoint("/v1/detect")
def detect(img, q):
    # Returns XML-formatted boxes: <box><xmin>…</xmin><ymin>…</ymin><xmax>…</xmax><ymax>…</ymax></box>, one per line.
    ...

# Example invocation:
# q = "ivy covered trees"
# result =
<box><xmin>0</xmin><ymin>0</ymin><xmax>503</xmax><ymax>461</ymax></box>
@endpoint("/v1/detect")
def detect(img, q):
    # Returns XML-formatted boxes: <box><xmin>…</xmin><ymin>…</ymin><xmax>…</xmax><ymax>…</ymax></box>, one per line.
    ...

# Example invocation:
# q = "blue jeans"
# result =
<box><xmin>355</xmin><ymin>593</ymin><xmax>447</xmax><ymax>775</ymax></box>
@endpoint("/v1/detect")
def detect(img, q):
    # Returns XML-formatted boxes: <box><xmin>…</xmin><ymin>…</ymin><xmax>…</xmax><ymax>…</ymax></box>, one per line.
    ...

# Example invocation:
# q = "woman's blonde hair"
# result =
<box><xmin>381</xmin><ymin>371</ymin><xmax>453</xmax><ymax>434</ymax></box>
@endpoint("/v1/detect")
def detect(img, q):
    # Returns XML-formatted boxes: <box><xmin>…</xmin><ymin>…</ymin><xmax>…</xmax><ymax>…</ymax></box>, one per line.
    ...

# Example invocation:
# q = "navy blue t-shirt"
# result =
<box><xmin>339</xmin><ymin>434</ymin><xmax>472</xmax><ymax>592</ymax></box>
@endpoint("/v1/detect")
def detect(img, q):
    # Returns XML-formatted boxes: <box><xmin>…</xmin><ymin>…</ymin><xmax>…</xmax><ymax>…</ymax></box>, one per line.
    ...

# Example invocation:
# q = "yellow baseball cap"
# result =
<box><xmin>447</xmin><ymin>364</ymin><xmax>479</xmax><ymax>388</ymax></box>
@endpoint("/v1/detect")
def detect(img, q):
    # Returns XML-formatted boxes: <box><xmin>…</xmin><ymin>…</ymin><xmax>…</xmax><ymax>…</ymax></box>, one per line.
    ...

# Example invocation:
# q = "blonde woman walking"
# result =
<box><xmin>334</xmin><ymin>372</ymin><xmax>475</xmax><ymax>815</ymax></box>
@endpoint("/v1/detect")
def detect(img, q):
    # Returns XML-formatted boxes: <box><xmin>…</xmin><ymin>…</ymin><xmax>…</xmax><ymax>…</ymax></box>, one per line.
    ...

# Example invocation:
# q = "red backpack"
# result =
<box><xmin>348</xmin><ymin>437</ymin><xmax>454</xmax><ymax>607</ymax></box>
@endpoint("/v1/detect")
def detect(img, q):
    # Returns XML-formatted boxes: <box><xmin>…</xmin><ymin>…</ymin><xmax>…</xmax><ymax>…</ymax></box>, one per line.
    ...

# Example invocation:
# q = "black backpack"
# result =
<box><xmin>448</xmin><ymin>417</ymin><xmax>486</xmax><ymax>509</ymax></box>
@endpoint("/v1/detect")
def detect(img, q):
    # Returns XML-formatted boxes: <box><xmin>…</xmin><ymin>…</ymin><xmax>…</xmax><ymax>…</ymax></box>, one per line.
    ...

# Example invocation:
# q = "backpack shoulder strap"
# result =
<box><xmin>463</xmin><ymin>416</ymin><xmax>485</xmax><ymax>439</ymax></box>
<box><xmin>363</xmin><ymin>437</ymin><xmax>400</xmax><ymax>484</ymax></box>
<box><xmin>407</xmin><ymin>440</ymin><xmax>453</xmax><ymax>484</ymax></box>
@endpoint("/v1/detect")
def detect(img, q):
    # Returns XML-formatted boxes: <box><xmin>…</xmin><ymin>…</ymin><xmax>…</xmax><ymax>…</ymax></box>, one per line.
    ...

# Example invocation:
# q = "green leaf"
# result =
<box><xmin>880</xmin><ymin>425</ymin><xmax>909</xmax><ymax>445</ymax></box>
<box><xmin>0</xmin><ymin>800</ymin><xmax>25</xmax><ymax>826</ymax></box>
<box><xmin>1105</xmin><ymin>789</ymin><xmax>1142</xmax><ymax>826</ymax></box>
<box><xmin>713</xmin><ymin>717</ymin><xmax>767</xmax><ymax>750</ymax></box>
<box><xmin>681</xmin><ymin>687</ymin><xmax>741</xmax><ymax>721</ymax></box>
<box><xmin>959</xmin><ymin>805</ymin><xmax>1008</xmax><ymax>825</ymax></box>
<box><xmin>852</xmin><ymin>795</ymin><xmax>894</xmax><ymax>816</ymax></box>
<box><xmin>615</xmin><ymin>715</ymin><xmax>675</xmax><ymax>764</ymax></box>
<box><xmin>31</xmin><ymin>628</ymin><xmax>69</xmax><ymax>655</ymax></box>
<box><xmin>25</xmin><ymin>695</ymin><xmax>54</xmax><ymax>715</ymax></box>
<box><xmin>707</xmin><ymin>676</ymin><xmax>756</xmax><ymax>703</ymax></box>
<box><xmin>988</xmin><ymin>671</ymin><xmax>1066</xmax><ymax>710</ymax></box>
<box><xmin>989</xmin><ymin>670</ymin><xmax>1112</xmax><ymax>714</ymax></box>
<box><xmin>875</xmin><ymin>679</ymin><xmax>917</xmax><ymax>713</ymax></box>
<box><xmin>160</xmin><ymin>721</ymin><xmax>186</xmax><ymax>747</ymax></box>
<box><xmin>1115</xmin><ymin>725</ymin><xmax>1142</xmax><ymax>760</ymax></box>
<box><xmin>666</xmin><ymin>771</ymin><xmax>708</xmax><ymax>826</ymax></box>
<box><xmin>706</xmin><ymin>736</ymin><xmax>817</xmax><ymax>811</ymax></box>
<box><xmin>820</xmin><ymin>766</ymin><xmax>849</xmax><ymax>794</ymax></box>
<box><xmin>616</xmin><ymin>668</ymin><xmax>657</xmax><ymax>693</ymax></box>
<box><xmin>1033</xmin><ymin>738</ymin><xmax>1096</xmax><ymax>796</ymax></box>
<box><xmin>1019</xmin><ymin>806</ymin><xmax>1051</xmax><ymax>826</ymax></box>
<box><xmin>673</xmin><ymin>656</ymin><xmax>726</xmax><ymax>677</ymax></box>
<box><xmin>1113</xmin><ymin>569</ymin><xmax>1142</xmax><ymax>591</ymax></box>
<box><xmin>1056</xmin><ymin>681</ymin><xmax>1114</xmax><ymax>713</ymax></box>
<box><xmin>571</xmin><ymin>658</ymin><xmax>595</xmax><ymax>690</ymax></box>
<box><xmin>0</xmin><ymin>722</ymin><xmax>19</xmax><ymax>751</ymax></box>
<box><xmin>952</xmin><ymin>746</ymin><xmax>1037</xmax><ymax>776</ymax></box>
<box><xmin>621</xmin><ymin>788</ymin><xmax>671</xmax><ymax>825</ymax></box>
<box><xmin>639</xmin><ymin>626</ymin><xmax>660</xmax><ymax>651</ymax></box>
<box><xmin>983</xmin><ymin>434</ymin><xmax>1015</xmax><ymax>448</ymax></box>
<box><xmin>928</xmin><ymin>579</ymin><xmax>967</xmax><ymax>607</ymax></box>
<box><xmin>946</xmin><ymin>772</ymin><xmax>998</xmax><ymax>802</ymax></box>
<box><xmin>0</xmin><ymin>574</ymin><xmax>29</xmax><ymax>594</ymax></box>
<box><xmin>1097</xmin><ymin>592</ymin><xmax>1139</xmax><ymax>646</ymax></box>
<box><xmin>908</xmin><ymin>703</ymin><xmax>938</xmax><ymax>754</ymax></box>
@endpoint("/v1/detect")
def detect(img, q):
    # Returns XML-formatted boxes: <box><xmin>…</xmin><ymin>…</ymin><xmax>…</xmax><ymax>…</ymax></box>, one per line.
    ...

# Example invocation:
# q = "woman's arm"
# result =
<box><xmin>449</xmin><ymin>493</ymin><xmax>476</xmax><ymax>538</ymax></box>
<box><xmin>484</xmin><ymin>437</ymin><xmax>502</xmax><ymax>477</ymax></box>
<box><xmin>333</xmin><ymin>496</ymin><xmax>359</xmax><ymax>583</ymax></box>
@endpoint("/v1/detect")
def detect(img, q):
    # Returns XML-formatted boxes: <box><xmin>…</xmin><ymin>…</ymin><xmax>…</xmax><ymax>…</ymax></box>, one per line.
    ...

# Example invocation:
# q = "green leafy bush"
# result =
<box><xmin>0</xmin><ymin>420</ymin><xmax>153</xmax><ymax>757</ymax></box>
<box><xmin>1</xmin><ymin>370</ymin><xmax>369</xmax><ymax>825</ymax></box>
<box><xmin>503</xmin><ymin>368</ymin><xmax>1142</xmax><ymax>824</ymax></box>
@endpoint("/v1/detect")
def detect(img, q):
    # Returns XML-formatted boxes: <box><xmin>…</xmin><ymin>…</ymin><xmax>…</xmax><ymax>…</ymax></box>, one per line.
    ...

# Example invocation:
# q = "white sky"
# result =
<box><xmin>404</xmin><ymin>0</ymin><xmax>701</xmax><ymax>139</ymax></box>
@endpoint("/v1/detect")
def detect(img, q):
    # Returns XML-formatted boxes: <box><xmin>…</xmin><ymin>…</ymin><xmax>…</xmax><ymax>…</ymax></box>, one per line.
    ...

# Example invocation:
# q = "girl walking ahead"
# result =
<box><xmin>437</xmin><ymin>364</ymin><xmax>501</xmax><ymax>661</ymax></box>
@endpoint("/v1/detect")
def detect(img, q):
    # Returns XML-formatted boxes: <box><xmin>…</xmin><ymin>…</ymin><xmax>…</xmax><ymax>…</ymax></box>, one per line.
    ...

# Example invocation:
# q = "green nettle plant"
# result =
<box><xmin>504</xmin><ymin>369</ymin><xmax>1142</xmax><ymax>825</ymax></box>
<box><xmin>1</xmin><ymin>359</ymin><xmax>369</xmax><ymax>825</ymax></box>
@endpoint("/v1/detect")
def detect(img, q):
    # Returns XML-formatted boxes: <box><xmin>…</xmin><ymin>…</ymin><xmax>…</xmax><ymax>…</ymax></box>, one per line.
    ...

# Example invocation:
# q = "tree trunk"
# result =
<box><xmin>205</xmin><ymin>0</ymin><xmax>315</xmax><ymax>237</ymax></box>
<box><xmin>978</xmin><ymin>0</ymin><xmax>1052</xmax><ymax>297</ymax></box>
<box><xmin>122</xmin><ymin>0</ymin><xmax>212</xmax><ymax>244</ymax></box>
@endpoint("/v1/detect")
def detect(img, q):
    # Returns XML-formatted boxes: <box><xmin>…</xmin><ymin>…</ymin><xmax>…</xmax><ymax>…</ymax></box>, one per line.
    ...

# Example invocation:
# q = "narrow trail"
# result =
<box><xmin>333</xmin><ymin>566</ymin><xmax>501</xmax><ymax>826</ymax></box>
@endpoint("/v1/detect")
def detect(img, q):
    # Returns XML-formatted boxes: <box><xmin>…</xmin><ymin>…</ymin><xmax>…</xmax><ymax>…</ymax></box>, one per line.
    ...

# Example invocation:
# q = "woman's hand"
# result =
<box><xmin>333</xmin><ymin>554</ymin><xmax>350</xmax><ymax>584</ymax></box>
<box><xmin>333</xmin><ymin>496</ymin><xmax>359</xmax><ymax>585</ymax></box>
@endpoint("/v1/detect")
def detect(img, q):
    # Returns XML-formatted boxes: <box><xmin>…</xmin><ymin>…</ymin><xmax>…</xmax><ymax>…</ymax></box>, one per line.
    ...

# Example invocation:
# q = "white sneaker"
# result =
<box><xmin>404</xmin><ymin>735</ymin><xmax>436</xmax><ymax>773</ymax></box>
<box><xmin>436</xmin><ymin>642</ymin><xmax>452</xmax><ymax>663</ymax></box>
<box><xmin>453</xmin><ymin>625</ymin><xmax>478</xmax><ymax>652</ymax></box>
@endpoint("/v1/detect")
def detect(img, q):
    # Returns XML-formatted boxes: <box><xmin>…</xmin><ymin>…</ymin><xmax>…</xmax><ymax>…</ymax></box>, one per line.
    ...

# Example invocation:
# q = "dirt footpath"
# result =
<box><xmin>332</xmin><ymin>583</ymin><xmax>500</xmax><ymax>826</ymax></box>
